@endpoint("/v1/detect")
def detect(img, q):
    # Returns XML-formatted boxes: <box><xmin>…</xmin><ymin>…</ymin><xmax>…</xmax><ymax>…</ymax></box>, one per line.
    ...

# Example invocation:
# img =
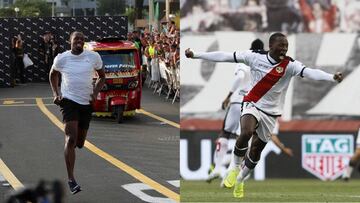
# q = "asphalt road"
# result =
<box><xmin>0</xmin><ymin>83</ymin><xmax>179</xmax><ymax>203</ymax></box>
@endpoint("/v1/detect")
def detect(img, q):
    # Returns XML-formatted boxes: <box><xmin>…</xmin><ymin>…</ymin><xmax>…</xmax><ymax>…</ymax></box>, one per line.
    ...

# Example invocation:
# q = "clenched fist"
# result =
<box><xmin>333</xmin><ymin>72</ymin><xmax>343</xmax><ymax>83</ymax></box>
<box><xmin>185</xmin><ymin>48</ymin><xmax>194</xmax><ymax>58</ymax></box>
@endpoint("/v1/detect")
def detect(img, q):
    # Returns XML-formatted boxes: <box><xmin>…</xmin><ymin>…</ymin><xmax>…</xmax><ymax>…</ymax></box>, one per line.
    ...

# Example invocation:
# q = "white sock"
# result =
<box><xmin>233</xmin><ymin>151</ymin><xmax>245</xmax><ymax>169</ymax></box>
<box><xmin>227</xmin><ymin>149</ymin><xmax>236</xmax><ymax>171</ymax></box>
<box><xmin>233</xmin><ymin>144</ymin><xmax>248</xmax><ymax>168</ymax></box>
<box><xmin>237</xmin><ymin>161</ymin><xmax>251</xmax><ymax>183</ymax></box>
<box><xmin>227</xmin><ymin>149</ymin><xmax>241</xmax><ymax>172</ymax></box>
<box><xmin>213</xmin><ymin>138</ymin><xmax>228</xmax><ymax>171</ymax></box>
<box><xmin>343</xmin><ymin>165</ymin><xmax>354</xmax><ymax>178</ymax></box>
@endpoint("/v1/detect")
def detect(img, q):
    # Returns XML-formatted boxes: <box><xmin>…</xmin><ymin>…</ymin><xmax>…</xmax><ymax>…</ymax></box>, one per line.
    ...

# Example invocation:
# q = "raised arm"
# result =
<box><xmin>292</xmin><ymin>60</ymin><xmax>343</xmax><ymax>83</ymax></box>
<box><xmin>302</xmin><ymin>68</ymin><xmax>343</xmax><ymax>83</ymax></box>
<box><xmin>185</xmin><ymin>48</ymin><xmax>236</xmax><ymax>62</ymax></box>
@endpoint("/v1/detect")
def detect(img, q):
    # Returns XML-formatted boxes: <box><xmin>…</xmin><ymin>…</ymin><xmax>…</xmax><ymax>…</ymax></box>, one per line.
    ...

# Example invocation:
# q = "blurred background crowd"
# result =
<box><xmin>180</xmin><ymin>0</ymin><xmax>360</xmax><ymax>33</ymax></box>
<box><xmin>127</xmin><ymin>21</ymin><xmax>180</xmax><ymax>102</ymax></box>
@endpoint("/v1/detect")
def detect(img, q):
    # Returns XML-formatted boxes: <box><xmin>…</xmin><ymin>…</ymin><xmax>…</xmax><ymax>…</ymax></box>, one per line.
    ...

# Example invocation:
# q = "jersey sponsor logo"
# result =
<box><xmin>275</xmin><ymin>66</ymin><xmax>283</xmax><ymax>73</ymax></box>
<box><xmin>302</xmin><ymin>135</ymin><xmax>353</xmax><ymax>181</ymax></box>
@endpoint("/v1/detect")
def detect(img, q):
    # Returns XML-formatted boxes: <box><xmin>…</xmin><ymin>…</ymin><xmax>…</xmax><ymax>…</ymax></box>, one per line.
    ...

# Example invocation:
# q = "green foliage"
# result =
<box><xmin>12</xmin><ymin>0</ymin><xmax>51</xmax><ymax>17</ymax></box>
<box><xmin>0</xmin><ymin>0</ymin><xmax>51</xmax><ymax>17</ymax></box>
<box><xmin>174</xmin><ymin>11</ymin><xmax>180</xmax><ymax>28</ymax></box>
<box><xmin>0</xmin><ymin>8</ymin><xmax>15</xmax><ymax>17</ymax></box>
<box><xmin>125</xmin><ymin>7</ymin><xmax>136</xmax><ymax>26</ymax></box>
<box><xmin>97</xmin><ymin>0</ymin><xmax>126</xmax><ymax>16</ymax></box>
<box><xmin>124</xmin><ymin>7</ymin><xmax>148</xmax><ymax>26</ymax></box>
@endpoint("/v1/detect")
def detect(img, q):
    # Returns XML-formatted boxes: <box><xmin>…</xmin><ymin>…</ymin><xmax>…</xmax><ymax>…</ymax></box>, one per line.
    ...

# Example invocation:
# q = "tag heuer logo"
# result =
<box><xmin>302</xmin><ymin>135</ymin><xmax>353</xmax><ymax>181</ymax></box>
<box><xmin>275</xmin><ymin>66</ymin><xmax>283</xmax><ymax>73</ymax></box>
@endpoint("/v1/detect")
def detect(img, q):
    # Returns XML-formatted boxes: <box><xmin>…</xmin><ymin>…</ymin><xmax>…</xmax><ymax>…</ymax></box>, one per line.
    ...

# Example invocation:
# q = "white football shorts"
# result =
<box><xmin>223</xmin><ymin>103</ymin><xmax>242</xmax><ymax>135</ymax></box>
<box><xmin>241</xmin><ymin>102</ymin><xmax>277</xmax><ymax>142</ymax></box>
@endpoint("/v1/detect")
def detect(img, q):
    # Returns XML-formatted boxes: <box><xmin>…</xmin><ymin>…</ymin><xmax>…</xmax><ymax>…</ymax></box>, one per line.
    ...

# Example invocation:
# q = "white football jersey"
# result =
<box><xmin>234</xmin><ymin>50</ymin><xmax>305</xmax><ymax>116</ymax></box>
<box><xmin>230</xmin><ymin>63</ymin><xmax>251</xmax><ymax>104</ymax></box>
<box><xmin>193</xmin><ymin>48</ymin><xmax>335</xmax><ymax>116</ymax></box>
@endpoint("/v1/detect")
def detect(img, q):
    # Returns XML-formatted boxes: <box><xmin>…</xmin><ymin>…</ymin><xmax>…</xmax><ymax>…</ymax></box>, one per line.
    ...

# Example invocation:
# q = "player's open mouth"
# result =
<box><xmin>279</xmin><ymin>53</ymin><xmax>286</xmax><ymax>59</ymax></box>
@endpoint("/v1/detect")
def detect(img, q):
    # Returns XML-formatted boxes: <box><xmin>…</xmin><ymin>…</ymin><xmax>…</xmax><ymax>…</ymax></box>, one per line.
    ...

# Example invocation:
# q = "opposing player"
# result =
<box><xmin>185</xmin><ymin>32</ymin><xmax>343</xmax><ymax>198</ymax></box>
<box><xmin>342</xmin><ymin>127</ymin><xmax>360</xmax><ymax>181</ymax></box>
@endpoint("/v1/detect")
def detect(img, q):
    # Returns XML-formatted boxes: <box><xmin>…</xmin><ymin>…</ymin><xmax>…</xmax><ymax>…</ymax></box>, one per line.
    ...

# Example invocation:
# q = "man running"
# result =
<box><xmin>49</xmin><ymin>31</ymin><xmax>105</xmax><ymax>194</ymax></box>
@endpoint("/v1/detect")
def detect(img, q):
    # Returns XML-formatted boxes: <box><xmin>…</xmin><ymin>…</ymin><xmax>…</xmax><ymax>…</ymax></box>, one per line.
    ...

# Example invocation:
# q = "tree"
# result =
<box><xmin>0</xmin><ymin>8</ymin><xmax>15</xmax><ymax>17</ymax></box>
<box><xmin>13</xmin><ymin>0</ymin><xmax>51</xmax><ymax>17</ymax></box>
<box><xmin>174</xmin><ymin>11</ymin><xmax>180</xmax><ymax>28</ymax></box>
<box><xmin>124</xmin><ymin>7</ymin><xmax>136</xmax><ymax>26</ymax></box>
<box><xmin>97</xmin><ymin>0</ymin><xmax>126</xmax><ymax>16</ymax></box>
<box><xmin>135</xmin><ymin>0</ymin><xmax>144</xmax><ymax>19</ymax></box>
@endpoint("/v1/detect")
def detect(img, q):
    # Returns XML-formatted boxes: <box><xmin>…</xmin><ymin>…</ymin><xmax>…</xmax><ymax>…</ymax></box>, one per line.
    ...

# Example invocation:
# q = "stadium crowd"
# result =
<box><xmin>127</xmin><ymin>21</ymin><xmax>180</xmax><ymax>103</ymax></box>
<box><xmin>181</xmin><ymin>0</ymin><xmax>360</xmax><ymax>33</ymax></box>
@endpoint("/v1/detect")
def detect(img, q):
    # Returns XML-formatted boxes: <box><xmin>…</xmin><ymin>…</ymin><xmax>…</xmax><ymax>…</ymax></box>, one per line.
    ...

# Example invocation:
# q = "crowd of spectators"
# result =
<box><xmin>127</xmin><ymin>21</ymin><xmax>180</xmax><ymax>103</ymax></box>
<box><xmin>181</xmin><ymin>0</ymin><xmax>360</xmax><ymax>33</ymax></box>
<box><xmin>10</xmin><ymin>31</ymin><xmax>61</xmax><ymax>86</ymax></box>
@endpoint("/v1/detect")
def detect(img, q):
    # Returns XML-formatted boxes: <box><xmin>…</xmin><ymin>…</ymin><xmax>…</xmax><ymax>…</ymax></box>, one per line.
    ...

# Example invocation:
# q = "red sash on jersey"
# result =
<box><xmin>243</xmin><ymin>57</ymin><xmax>290</xmax><ymax>103</ymax></box>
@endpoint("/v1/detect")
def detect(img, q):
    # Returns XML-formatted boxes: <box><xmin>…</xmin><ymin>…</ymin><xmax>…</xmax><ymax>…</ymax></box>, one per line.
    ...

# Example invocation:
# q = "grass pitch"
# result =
<box><xmin>181</xmin><ymin>179</ymin><xmax>360</xmax><ymax>202</ymax></box>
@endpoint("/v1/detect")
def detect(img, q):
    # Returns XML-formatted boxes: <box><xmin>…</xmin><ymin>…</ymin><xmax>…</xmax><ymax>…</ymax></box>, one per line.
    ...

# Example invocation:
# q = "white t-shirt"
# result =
<box><xmin>52</xmin><ymin>50</ymin><xmax>103</xmax><ymax>105</ymax></box>
<box><xmin>230</xmin><ymin>63</ymin><xmax>251</xmax><ymax>104</ymax></box>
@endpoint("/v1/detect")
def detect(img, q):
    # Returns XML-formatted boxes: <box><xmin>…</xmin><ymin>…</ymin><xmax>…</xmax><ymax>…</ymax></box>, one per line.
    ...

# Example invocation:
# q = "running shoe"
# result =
<box><xmin>233</xmin><ymin>181</ymin><xmax>244</xmax><ymax>198</ymax></box>
<box><xmin>223</xmin><ymin>168</ymin><xmax>239</xmax><ymax>188</ymax></box>
<box><xmin>206</xmin><ymin>171</ymin><xmax>220</xmax><ymax>183</ymax></box>
<box><xmin>68</xmin><ymin>180</ymin><xmax>81</xmax><ymax>195</ymax></box>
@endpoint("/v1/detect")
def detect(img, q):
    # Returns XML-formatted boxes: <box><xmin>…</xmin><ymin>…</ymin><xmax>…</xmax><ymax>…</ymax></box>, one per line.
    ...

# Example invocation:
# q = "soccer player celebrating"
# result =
<box><xmin>185</xmin><ymin>32</ymin><xmax>343</xmax><ymax>198</ymax></box>
<box><xmin>207</xmin><ymin>39</ymin><xmax>294</xmax><ymax>187</ymax></box>
<box><xmin>206</xmin><ymin>39</ymin><xmax>262</xmax><ymax>183</ymax></box>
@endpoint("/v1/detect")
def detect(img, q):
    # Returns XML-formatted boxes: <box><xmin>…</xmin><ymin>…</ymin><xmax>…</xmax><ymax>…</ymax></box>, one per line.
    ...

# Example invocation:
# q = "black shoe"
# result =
<box><xmin>68</xmin><ymin>180</ymin><xmax>81</xmax><ymax>194</ymax></box>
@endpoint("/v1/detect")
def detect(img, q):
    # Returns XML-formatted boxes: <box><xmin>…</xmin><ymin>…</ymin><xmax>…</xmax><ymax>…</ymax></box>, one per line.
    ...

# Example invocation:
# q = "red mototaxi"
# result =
<box><xmin>85</xmin><ymin>38</ymin><xmax>142</xmax><ymax>123</ymax></box>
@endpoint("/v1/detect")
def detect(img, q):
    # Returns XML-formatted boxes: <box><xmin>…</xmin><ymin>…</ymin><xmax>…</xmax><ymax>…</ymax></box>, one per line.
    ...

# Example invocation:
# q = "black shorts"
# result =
<box><xmin>59</xmin><ymin>98</ymin><xmax>93</xmax><ymax>130</ymax></box>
